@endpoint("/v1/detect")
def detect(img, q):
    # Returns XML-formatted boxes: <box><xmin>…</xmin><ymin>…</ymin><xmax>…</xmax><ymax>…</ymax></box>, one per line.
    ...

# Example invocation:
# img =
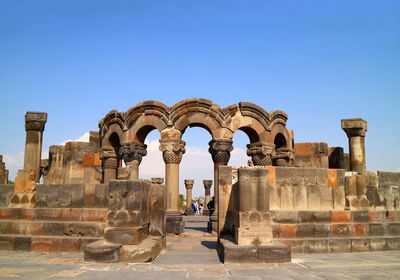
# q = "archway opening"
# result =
<box><xmin>274</xmin><ymin>133</ymin><xmax>287</xmax><ymax>151</ymax></box>
<box><xmin>230</xmin><ymin>129</ymin><xmax>251</xmax><ymax>167</ymax></box>
<box><xmin>138</xmin><ymin>129</ymin><xmax>164</xmax><ymax>181</ymax></box>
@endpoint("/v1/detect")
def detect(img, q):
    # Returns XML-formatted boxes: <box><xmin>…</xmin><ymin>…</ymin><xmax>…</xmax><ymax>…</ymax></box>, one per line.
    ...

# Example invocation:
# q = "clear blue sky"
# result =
<box><xmin>1</xmin><ymin>1</ymin><xmax>399</xmax><ymax>195</ymax></box>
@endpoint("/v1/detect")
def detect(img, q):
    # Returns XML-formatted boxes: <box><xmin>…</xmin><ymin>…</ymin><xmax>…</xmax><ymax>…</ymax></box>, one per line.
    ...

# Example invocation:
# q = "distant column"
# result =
<box><xmin>341</xmin><ymin>118</ymin><xmax>367</xmax><ymax>173</ymax></box>
<box><xmin>24</xmin><ymin>112</ymin><xmax>47</xmax><ymax>183</ymax></box>
<box><xmin>184</xmin><ymin>179</ymin><xmax>195</xmax><ymax>216</ymax></box>
<box><xmin>203</xmin><ymin>180</ymin><xmax>212</xmax><ymax>216</ymax></box>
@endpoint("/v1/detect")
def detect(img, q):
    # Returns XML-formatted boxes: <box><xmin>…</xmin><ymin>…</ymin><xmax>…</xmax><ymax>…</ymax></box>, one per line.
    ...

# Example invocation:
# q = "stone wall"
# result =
<box><xmin>0</xmin><ymin>156</ymin><xmax>9</xmax><ymax>184</ymax></box>
<box><xmin>42</xmin><ymin>131</ymin><xmax>102</xmax><ymax>206</ymax></box>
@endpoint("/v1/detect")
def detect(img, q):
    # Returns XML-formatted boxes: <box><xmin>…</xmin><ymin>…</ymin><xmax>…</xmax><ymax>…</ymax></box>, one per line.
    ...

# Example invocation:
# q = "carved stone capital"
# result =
<box><xmin>203</xmin><ymin>180</ymin><xmax>212</xmax><ymax>189</ymax></box>
<box><xmin>159</xmin><ymin>139</ymin><xmax>186</xmax><ymax>164</ymax></box>
<box><xmin>25</xmin><ymin>112</ymin><xmax>47</xmax><ymax>132</ymax></box>
<box><xmin>246</xmin><ymin>142</ymin><xmax>275</xmax><ymax>166</ymax></box>
<box><xmin>208</xmin><ymin>139</ymin><xmax>233</xmax><ymax>165</ymax></box>
<box><xmin>272</xmin><ymin>148</ymin><xmax>294</xmax><ymax>167</ymax></box>
<box><xmin>119</xmin><ymin>142</ymin><xmax>147</xmax><ymax>166</ymax></box>
<box><xmin>184</xmin><ymin>179</ymin><xmax>194</xmax><ymax>189</ymax></box>
<box><xmin>341</xmin><ymin>118</ymin><xmax>367</xmax><ymax>138</ymax></box>
<box><xmin>101</xmin><ymin>148</ymin><xmax>118</xmax><ymax>169</ymax></box>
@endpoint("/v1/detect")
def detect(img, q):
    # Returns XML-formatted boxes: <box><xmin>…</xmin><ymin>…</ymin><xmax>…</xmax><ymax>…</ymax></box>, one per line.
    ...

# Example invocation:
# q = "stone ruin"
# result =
<box><xmin>0</xmin><ymin>99</ymin><xmax>399</xmax><ymax>263</ymax></box>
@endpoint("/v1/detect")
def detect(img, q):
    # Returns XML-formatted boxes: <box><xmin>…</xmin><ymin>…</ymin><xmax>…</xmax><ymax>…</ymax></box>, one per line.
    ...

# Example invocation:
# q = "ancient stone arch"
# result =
<box><xmin>98</xmin><ymin>98</ymin><xmax>294</xmax><ymax>233</ymax></box>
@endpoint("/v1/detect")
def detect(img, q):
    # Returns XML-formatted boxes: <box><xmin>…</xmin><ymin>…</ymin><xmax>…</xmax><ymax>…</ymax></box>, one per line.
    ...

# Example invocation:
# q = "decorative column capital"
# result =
<box><xmin>341</xmin><ymin>118</ymin><xmax>367</xmax><ymax>138</ymax></box>
<box><xmin>101</xmin><ymin>148</ymin><xmax>118</xmax><ymax>169</ymax></box>
<box><xmin>184</xmin><ymin>179</ymin><xmax>194</xmax><ymax>189</ymax></box>
<box><xmin>159</xmin><ymin>139</ymin><xmax>186</xmax><ymax>164</ymax></box>
<box><xmin>151</xmin><ymin>177</ymin><xmax>164</xmax><ymax>184</ymax></box>
<box><xmin>246</xmin><ymin>142</ymin><xmax>275</xmax><ymax>166</ymax></box>
<box><xmin>208</xmin><ymin>139</ymin><xmax>233</xmax><ymax>165</ymax></box>
<box><xmin>119</xmin><ymin>142</ymin><xmax>147</xmax><ymax>166</ymax></box>
<box><xmin>203</xmin><ymin>180</ymin><xmax>212</xmax><ymax>189</ymax></box>
<box><xmin>25</xmin><ymin>112</ymin><xmax>47</xmax><ymax>132</ymax></box>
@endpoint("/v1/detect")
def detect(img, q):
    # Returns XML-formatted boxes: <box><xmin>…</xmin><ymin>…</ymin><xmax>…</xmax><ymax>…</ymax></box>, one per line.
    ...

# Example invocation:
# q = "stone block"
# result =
<box><xmin>13</xmin><ymin>236</ymin><xmax>31</xmax><ymax>251</ymax></box>
<box><xmin>307</xmin><ymin>185</ymin><xmax>320</xmax><ymax>209</ymax></box>
<box><xmin>82</xmin><ymin>209</ymin><xmax>107</xmax><ymax>222</ymax></box>
<box><xmin>269</xmin><ymin>186</ymin><xmax>280</xmax><ymax>210</ymax></box>
<box><xmin>345</xmin><ymin>175</ymin><xmax>357</xmax><ymax>196</ymax></box>
<box><xmin>351</xmin><ymin>239</ymin><xmax>370</xmax><ymax>252</ymax></box>
<box><xmin>0</xmin><ymin>184</ymin><xmax>14</xmax><ymax>207</ymax></box>
<box><xmin>293</xmin><ymin>186</ymin><xmax>307</xmax><ymax>210</ymax></box>
<box><xmin>54</xmin><ymin>237</ymin><xmax>81</xmax><ymax>252</ymax></box>
<box><xmin>280</xmin><ymin>224</ymin><xmax>296</xmax><ymax>238</ymax></box>
<box><xmin>351</xmin><ymin>211</ymin><xmax>369</xmax><ymax>223</ymax></box>
<box><xmin>352</xmin><ymin>224</ymin><xmax>367</xmax><ymax>237</ymax></box>
<box><xmin>60</xmin><ymin>208</ymin><xmax>82</xmax><ymax>221</ymax></box>
<box><xmin>370</xmin><ymin>238</ymin><xmax>387</xmax><ymax>251</ymax></box>
<box><xmin>296</xmin><ymin>224</ymin><xmax>314</xmax><ymax>238</ymax></box>
<box><xmin>43</xmin><ymin>222</ymin><xmax>64</xmax><ymax>236</ymax></box>
<box><xmin>84</xmin><ymin>240</ymin><xmax>121</xmax><ymax>263</ymax></box>
<box><xmin>320</xmin><ymin>187</ymin><xmax>333</xmax><ymax>210</ymax></box>
<box><xmin>119</xmin><ymin>236</ymin><xmax>163</xmax><ymax>262</ymax></box>
<box><xmin>356</xmin><ymin>174</ymin><xmax>367</xmax><ymax>196</ymax></box>
<box><xmin>368</xmin><ymin>223</ymin><xmax>386</xmax><ymax>236</ymax></box>
<box><xmin>34</xmin><ymin>208</ymin><xmax>62</xmax><ymax>220</ymax></box>
<box><xmin>280</xmin><ymin>186</ymin><xmax>293</xmax><ymax>210</ymax></box>
<box><xmin>94</xmin><ymin>184</ymin><xmax>109</xmax><ymax>208</ymax></box>
<box><xmin>328</xmin><ymin>239</ymin><xmax>351</xmax><ymax>253</ymax></box>
<box><xmin>328</xmin><ymin>169</ymin><xmax>337</xmax><ymax>187</ymax></box>
<box><xmin>315</xmin><ymin>168</ymin><xmax>328</xmax><ymax>186</ymax></box>
<box><xmin>217</xmin><ymin>237</ymin><xmax>291</xmax><ymax>263</ymax></box>
<box><xmin>386</xmin><ymin>211</ymin><xmax>399</xmax><ymax>222</ymax></box>
<box><xmin>31</xmin><ymin>237</ymin><xmax>54</xmax><ymax>252</ymax></box>
<box><xmin>368</xmin><ymin>211</ymin><xmax>385</xmax><ymax>223</ymax></box>
<box><xmin>107</xmin><ymin>210</ymin><xmax>140</xmax><ymax>227</ymax></box>
<box><xmin>70</xmin><ymin>184</ymin><xmax>85</xmax><ymax>207</ymax></box>
<box><xmin>0</xmin><ymin>236</ymin><xmax>13</xmax><ymax>250</ymax></box>
<box><xmin>332</xmin><ymin>187</ymin><xmax>345</xmax><ymax>210</ymax></box>
<box><xmin>378</xmin><ymin>171</ymin><xmax>400</xmax><ymax>188</ymax></box>
<box><xmin>314</xmin><ymin>224</ymin><xmax>331</xmax><ymax>237</ymax></box>
<box><xmin>386</xmin><ymin>237</ymin><xmax>400</xmax><ymax>250</ymax></box>
<box><xmin>304</xmin><ymin>240</ymin><xmax>328</xmax><ymax>253</ymax></box>
<box><xmin>274</xmin><ymin>211</ymin><xmax>299</xmax><ymax>223</ymax></box>
<box><xmin>64</xmin><ymin>222</ymin><xmax>104</xmax><ymax>237</ymax></box>
<box><xmin>331</xmin><ymin>224</ymin><xmax>353</xmax><ymax>237</ymax></box>
<box><xmin>337</xmin><ymin>169</ymin><xmax>345</xmax><ymax>187</ymax></box>
<box><xmin>104</xmin><ymin>225</ymin><xmax>148</xmax><ymax>245</ymax></box>
<box><xmin>387</xmin><ymin>223</ymin><xmax>400</xmax><ymax>236</ymax></box>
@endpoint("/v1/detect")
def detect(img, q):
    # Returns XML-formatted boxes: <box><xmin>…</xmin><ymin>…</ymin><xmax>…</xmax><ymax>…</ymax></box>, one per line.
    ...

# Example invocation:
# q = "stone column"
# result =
<box><xmin>208</xmin><ymin>138</ymin><xmax>233</xmax><ymax>233</ymax></box>
<box><xmin>246</xmin><ymin>142</ymin><xmax>275</xmax><ymax>166</ymax></box>
<box><xmin>24</xmin><ymin>112</ymin><xmax>47</xmax><ymax>183</ymax></box>
<box><xmin>184</xmin><ymin>179</ymin><xmax>195</xmax><ymax>216</ymax></box>
<box><xmin>203</xmin><ymin>180</ymin><xmax>212</xmax><ymax>216</ymax></box>
<box><xmin>101</xmin><ymin>148</ymin><xmax>118</xmax><ymax>184</ymax></box>
<box><xmin>341</xmin><ymin>118</ymin><xmax>367</xmax><ymax>173</ymax></box>
<box><xmin>119</xmin><ymin>142</ymin><xmax>147</xmax><ymax>180</ymax></box>
<box><xmin>159</xmin><ymin>138</ymin><xmax>186</xmax><ymax>234</ymax></box>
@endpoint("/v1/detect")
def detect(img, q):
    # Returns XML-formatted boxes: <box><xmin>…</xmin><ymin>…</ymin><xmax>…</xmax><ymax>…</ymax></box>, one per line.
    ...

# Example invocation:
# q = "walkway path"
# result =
<box><xmin>0</xmin><ymin>216</ymin><xmax>399</xmax><ymax>279</ymax></box>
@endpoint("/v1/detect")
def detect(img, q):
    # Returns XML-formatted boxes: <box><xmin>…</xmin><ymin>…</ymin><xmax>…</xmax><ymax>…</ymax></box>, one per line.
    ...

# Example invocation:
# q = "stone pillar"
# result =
<box><xmin>341</xmin><ymin>118</ymin><xmax>367</xmax><ymax>173</ymax></box>
<box><xmin>208</xmin><ymin>138</ymin><xmax>233</xmax><ymax>233</ymax></box>
<box><xmin>203</xmin><ymin>180</ymin><xmax>212</xmax><ymax>216</ymax></box>
<box><xmin>119</xmin><ymin>142</ymin><xmax>147</xmax><ymax>180</ymax></box>
<box><xmin>246</xmin><ymin>142</ymin><xmax>275</xmax><ymax>166</ymax></box>
<box><xmin>23</xmin><ymin>112</ymin><xmax>47</xmax><ymax>183</ymax></box>
<box><xmin>184</xmin><ymin>179</ymin><xmax>195</xmax><ymax>216</ymax></box>
<box><xmin>101</xmin><ymin>148</ymin><xmax>118</xmax><ymax>184</ymax></box>
<box><xmin>159</xmin><ymin>138</ymin><xmax>186</xmax><ymax>234</ymax></box>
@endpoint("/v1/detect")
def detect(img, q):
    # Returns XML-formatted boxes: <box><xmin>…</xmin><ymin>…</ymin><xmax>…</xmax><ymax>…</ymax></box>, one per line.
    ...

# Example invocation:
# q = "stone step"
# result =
<box><xmin>0</xmin><ymin>234</ymin><xmax>102</xmax><ymax>252</ymax></box>
<box><xmin>278</xmin><ymin>236</ymin><xmax>400</xmax><ymax>253</ymax></box>
<box><xmin>0</xmin><ymin>207</ymin><xmax>107</xmax><ymax>222</ymax></box>
<box><xmin>0</xmin><ymin>220</ymin><xmax>105</xmax><ymax>237</ymax></box>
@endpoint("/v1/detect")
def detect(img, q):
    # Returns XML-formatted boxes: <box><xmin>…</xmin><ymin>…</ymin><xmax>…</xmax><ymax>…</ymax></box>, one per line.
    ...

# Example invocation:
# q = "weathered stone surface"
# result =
<box><xmin>84</xmin><ymin>240</ymin><xmax>121</xmax><ymax>262</ymax></box>
<box><xmin>217</xmin><ymin>236</ymin><xmax>290</xmax><ymax>263</ymax></box>
<box><xmin>0</xmin><ymin>184</ymin><xmax>13</xmax><ymax>207</ymax></box>
<box><xmin>36</xmin><ymin>184</ymin><xmax>85</xmax><ymax>208</ymax></box>
<box><xmin>119</xmin><ymin>236</ymin><xmax>163</xmax><ymax>262</ymax></box>
<box><xmin>378</xmin><ymin>171</ymin><xmax>400</xmax><ymax>188</ymax></box>
<box><xmin>351</xmin><ymin>239</ymin><xmax>370</xmax><ymax>252</ymax></box>
<box><xmin>104</xmin><ymin>226</ymin><xmax>147</xmax><ymax>245</ymax></box>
